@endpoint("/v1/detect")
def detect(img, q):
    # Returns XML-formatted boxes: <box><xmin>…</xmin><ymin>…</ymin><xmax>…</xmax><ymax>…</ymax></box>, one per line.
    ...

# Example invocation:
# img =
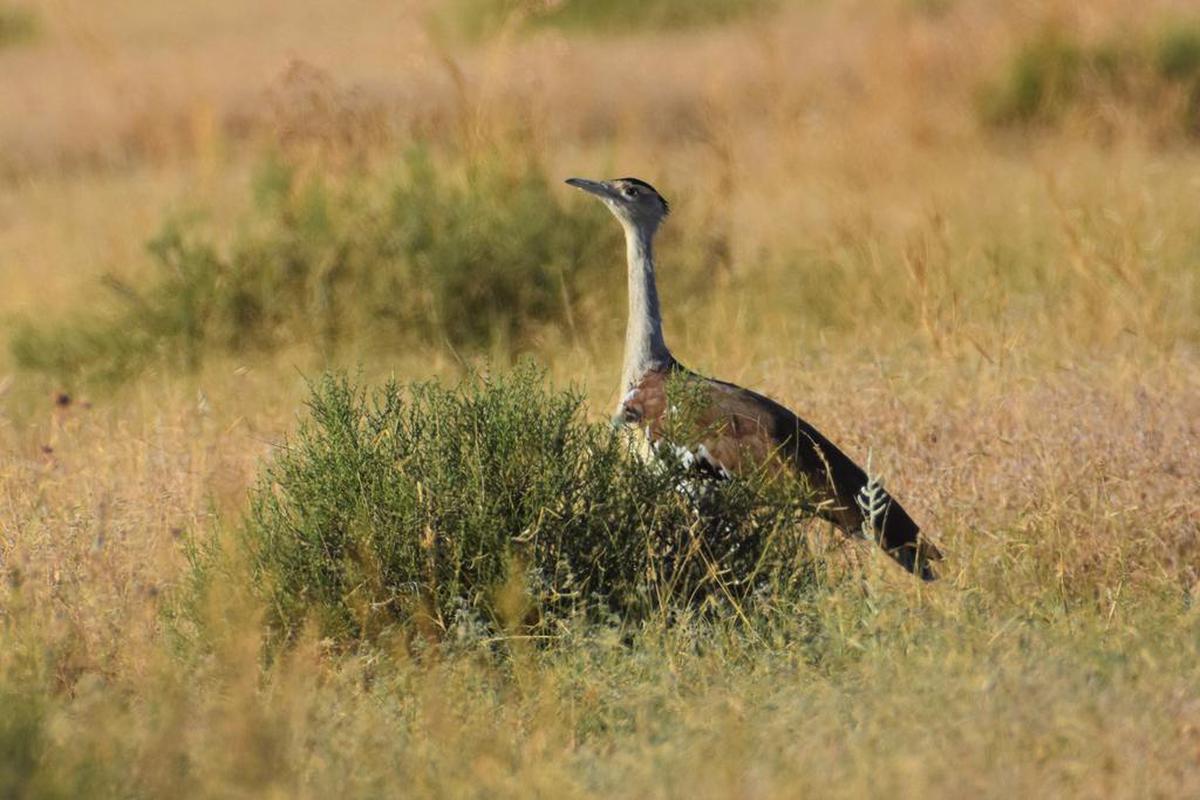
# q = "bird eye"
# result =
<box><xmin>623</xmin><ymin>186</ymin><xmax>639</xmax><ymax>199</ymax></box>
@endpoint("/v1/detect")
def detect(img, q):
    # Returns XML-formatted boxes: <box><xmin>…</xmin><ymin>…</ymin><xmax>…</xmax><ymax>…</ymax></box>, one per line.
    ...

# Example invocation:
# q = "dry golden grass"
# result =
<box><xmin>2</xmin><ymin>0</ymin><xmax>1200</xmax><ymax>797</ymax></box>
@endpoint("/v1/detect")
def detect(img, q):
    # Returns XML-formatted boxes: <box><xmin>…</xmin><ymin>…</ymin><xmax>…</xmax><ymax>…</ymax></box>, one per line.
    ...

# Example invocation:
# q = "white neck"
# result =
<box><xmin>619</xmin><ymin>223</ymin><xmax>672</xmax><ymax>397</ymax></box>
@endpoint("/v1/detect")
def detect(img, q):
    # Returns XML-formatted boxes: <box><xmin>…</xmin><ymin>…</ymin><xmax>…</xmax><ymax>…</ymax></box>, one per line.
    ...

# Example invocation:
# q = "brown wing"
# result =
<box><xmin>620</xmin><ymin>365</ymin><xmax>942</xmax><ymax>580</ymax></box>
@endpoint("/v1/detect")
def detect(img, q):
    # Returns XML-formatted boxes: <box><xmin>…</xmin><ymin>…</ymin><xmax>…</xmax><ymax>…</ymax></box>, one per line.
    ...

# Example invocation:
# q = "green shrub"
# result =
<box><xmin>979</xmin><ymin>32</ymin><xmax>1091</xmax><ymax>127</ymax></box>
<box><xmin>0</xmin><ymin>686</ymin><xmax>44</xmax><ymax>798</ymax></box>
<box><xmin>531</xmin><ymin>0</ymin><xmax>774</xmax><ymax>33</ymax></box>
<box><xmin>1154</xmin><ymin>23</ymin><xmax>1200</xmax><ymax>135</ymax></box>
<box><xmin>442</xmin><ymin>0</ymin><xmax>774</xmax><ymax>40</ymax></box>
<box><xmin>980</xmin><ymin>20</ymin><xmax>1200</xmax><ymax>136</ymax></box>
<box><xmin>1155</xmin><ymin>22</ymin><xmax>1200</xmax><ymax>81</ymax></box>
<box><xmin>11</xmin><ymin>151</ymin><xmax>623</xmax><ymax>386</ymax></box>
<box><xmin>222</xmin><ymin>366</ymin><xmax>816</xmax><ymax>646</ymax></box>
<box><xmin>0</xmin><ymin>5</ymin><xmax>37</xmax><ymax>48</ymax></box>
<box><xmin>0</xmin><ymin>674</ymin><xmax>118</xmax><ymax>797</ymax></box>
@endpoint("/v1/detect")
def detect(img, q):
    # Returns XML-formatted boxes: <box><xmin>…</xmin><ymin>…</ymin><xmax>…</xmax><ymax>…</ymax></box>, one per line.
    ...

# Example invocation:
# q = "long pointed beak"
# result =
<box><xmin>565</xmin><ymin>177</ymin><xmax>616</xmax><ymax>201</ymax></box>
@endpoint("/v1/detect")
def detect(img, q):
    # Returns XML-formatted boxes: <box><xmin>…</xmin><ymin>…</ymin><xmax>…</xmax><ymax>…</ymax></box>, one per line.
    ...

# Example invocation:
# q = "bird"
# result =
<box><xmin>565</xmin><ymin>176</ymin><xmax>942</xmax><ymax>580</ymax></box>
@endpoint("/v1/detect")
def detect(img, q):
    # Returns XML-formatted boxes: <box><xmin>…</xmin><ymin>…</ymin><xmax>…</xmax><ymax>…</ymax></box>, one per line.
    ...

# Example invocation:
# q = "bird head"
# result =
<box><xmin>565</xmin><ymin>177</ymin><xmax>670</xmax><ymax>235</ymax></box>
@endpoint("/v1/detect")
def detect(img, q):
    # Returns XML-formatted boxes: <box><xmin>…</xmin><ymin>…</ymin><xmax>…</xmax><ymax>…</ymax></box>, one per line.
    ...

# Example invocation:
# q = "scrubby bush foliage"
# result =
<box><xmin>11</xmin><ymin>152</ymin><xmax>622</xmax><ymax>385</ymax></box>
<box><xmin>226</xmin><ymin>367</ymin><xmax>816</xmax><ymax>646</ymax></box>
<box><xmin>0</xmin><ymin>5</ymin><xmax>37</xmax><ymax>48</ymax></box>
<box><xmin>527</xmin><ymin>0</ymin><xmax>773</xmax><ymax>33</ymax></box>
<box><xmin>980</xmin><ymin>21</ymin><xmax>1200</xmax><ymax>136</ymax></box>
<box><xmin>443</xmin><ymin>0</ymin><xmax>774</xmax><ymax>40</ymax></box>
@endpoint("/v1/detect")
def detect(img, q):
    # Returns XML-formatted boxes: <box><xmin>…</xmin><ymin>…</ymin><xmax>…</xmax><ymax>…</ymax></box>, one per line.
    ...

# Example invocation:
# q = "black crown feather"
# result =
<box><xmin>617</xmin><ymin>177</ymin><xmax>669</xmax><ymax>215</ymax></box>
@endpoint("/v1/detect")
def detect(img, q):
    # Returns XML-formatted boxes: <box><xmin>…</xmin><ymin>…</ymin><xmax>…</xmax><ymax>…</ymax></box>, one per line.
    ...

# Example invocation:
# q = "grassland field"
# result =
<box><xmin>2</xmin><ymin>1</ymin><xmax>1200</xmax><ymax>797</ymax></box>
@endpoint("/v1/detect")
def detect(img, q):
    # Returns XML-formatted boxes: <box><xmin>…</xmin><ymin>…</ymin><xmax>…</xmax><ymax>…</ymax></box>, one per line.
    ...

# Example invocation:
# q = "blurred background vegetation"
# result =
<box><xmin>442</xmin><ymin>0</ymin><xmax>777</xmax><ymax>38</ymax></box>
<box><xmin>2</xmin><ymin>1</ymin><xmax>1199</xmax><ymax>797</ymax></box>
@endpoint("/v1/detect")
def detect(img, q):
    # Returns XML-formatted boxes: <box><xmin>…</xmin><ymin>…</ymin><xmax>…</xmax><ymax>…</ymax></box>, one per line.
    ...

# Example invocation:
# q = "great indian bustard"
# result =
<box><xmin>566</xmin><ymin>176</ymin><xmax>942</xmax><ymax>580</ymax></box>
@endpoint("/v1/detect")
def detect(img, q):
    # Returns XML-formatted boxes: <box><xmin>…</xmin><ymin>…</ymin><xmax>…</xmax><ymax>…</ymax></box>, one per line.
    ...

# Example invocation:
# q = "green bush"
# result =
<box><xmin>1154</xmin><ymin>23</ymin><xmax>1200</xmax><ymax>135</ymax></box>
<box><xmin>1155</xmin><ymin>22</ymin><xmax>1200</xmax><ymax>81</ymax></box>
<box><xmin>0</xmin><ymin>5</ymin><xmax>37</xmax><ymax>49</ymax></box>
<box><xmin>531</xmin><ymin>0</ymin><xmax>774</xmax><ymax>33</ymax></box>
<box><xmin>979</xmin><ymin>32</ymin><xmax>1093</xmax><ymax>127</ymax></box>
<box><xmin>11</xmin><ymin>151</ymin><xmax>622</xmax><ymax>386</ymax></box>
<box><xmin>979</xmin><ymin>20</ymin><xmax>1200</xmax><ymax>135</ymax></box>
<box><xmin>0</xmin><ymin>686</ymin><xmax>44</xmax><ymax>798</ymax></box>
<box><xmin>222</xmin><ymin>367</ymin><xmax>817</xmax><ymax>646</ymax></box>
<box><xmin>442</xmin><ymin>0</ymin><xmax>774</xmax><ymax>40</ymax></box>
<box><xmin>0</xmin><ymin>676</ymin><xmax>118</xmax><ymax>797</ymax></box>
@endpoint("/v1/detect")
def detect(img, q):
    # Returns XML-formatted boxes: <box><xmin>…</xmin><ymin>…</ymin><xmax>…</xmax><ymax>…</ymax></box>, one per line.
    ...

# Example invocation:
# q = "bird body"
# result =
<box><xmin>566</xmin><ymin>176</ymin><xmax>941</xmax><ymax>579</ymax></box>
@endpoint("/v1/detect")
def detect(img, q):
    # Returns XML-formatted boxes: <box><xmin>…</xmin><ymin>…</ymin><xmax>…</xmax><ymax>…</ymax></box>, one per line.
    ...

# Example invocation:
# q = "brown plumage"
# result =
<box><xmin>622</xmin><ymin>364</ymin><xmax>941</xmax><ymax>578</ymax></box>
<box><xmin>566</xmin><ymin>176</ymin><xmax>942</xmax><ymax>579</ymax></box>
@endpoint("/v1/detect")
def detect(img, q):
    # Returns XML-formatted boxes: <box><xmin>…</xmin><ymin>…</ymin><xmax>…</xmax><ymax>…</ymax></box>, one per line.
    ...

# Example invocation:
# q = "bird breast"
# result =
<box><xmin>617</xmin><ymin>369</ymin><xmax>783</xmax><ymax>478</ymax></box>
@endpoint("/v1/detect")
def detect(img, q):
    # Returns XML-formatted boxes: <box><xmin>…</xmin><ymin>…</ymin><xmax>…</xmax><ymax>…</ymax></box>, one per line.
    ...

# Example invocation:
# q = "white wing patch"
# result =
<box><xmin>650</xmin><ymin>440</ymin><xmax>730</xmax><ymax>478</ymax></box>
<box><xmin>854</xmin><ymin>470</ymin><xmax>891</xmax><ymax>541</ymax></box>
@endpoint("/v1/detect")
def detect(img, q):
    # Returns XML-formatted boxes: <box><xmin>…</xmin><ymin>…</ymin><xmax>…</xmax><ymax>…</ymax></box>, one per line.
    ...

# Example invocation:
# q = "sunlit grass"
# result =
<box><xmin>3</xmin><ymin>0</ymin><xmax>1200</xmax><ymax>797</ymax></box>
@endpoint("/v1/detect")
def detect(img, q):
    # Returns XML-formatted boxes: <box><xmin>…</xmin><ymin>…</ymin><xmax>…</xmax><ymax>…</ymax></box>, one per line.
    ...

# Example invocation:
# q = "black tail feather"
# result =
<box><xmin>875</xmin><ymin>497</ymin><xmax>941</xmax><ymax>581</ymax></box>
